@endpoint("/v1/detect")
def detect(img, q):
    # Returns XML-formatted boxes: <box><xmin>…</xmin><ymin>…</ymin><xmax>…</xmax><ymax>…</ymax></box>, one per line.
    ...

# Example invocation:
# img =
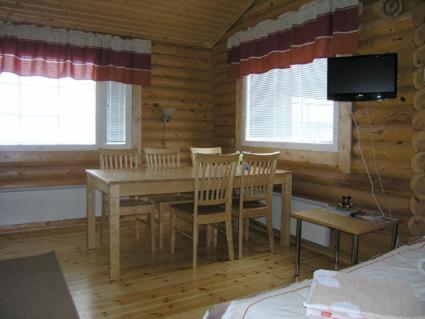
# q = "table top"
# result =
<box><xmin>291</xmin><ymin>209</ymin><xmax>400</xmax><ymax>235</ymax></box>
<box><xmin>86</xmin><ymin>166</ymin><xmax>291</xmax><ymax>184</ymax></box>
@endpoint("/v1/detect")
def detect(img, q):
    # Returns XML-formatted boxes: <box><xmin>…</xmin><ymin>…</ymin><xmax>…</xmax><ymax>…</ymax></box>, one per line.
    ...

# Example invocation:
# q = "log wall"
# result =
<box><xmin>212</xmin><ymin>0</ymin><xmax>424</xmax><ymax>251</ymax></box>
<box><xmin>0</xmin><ymin>43</ymin><xmax>213</xmax><ymax>188</ymax></box>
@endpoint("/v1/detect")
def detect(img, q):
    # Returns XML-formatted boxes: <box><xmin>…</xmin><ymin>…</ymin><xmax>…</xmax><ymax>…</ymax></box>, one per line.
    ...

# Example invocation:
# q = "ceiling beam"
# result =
<box><xmin>207</xmin><ymin>0</ymin><xmax>257</xmax><ymax>48</ymax></box>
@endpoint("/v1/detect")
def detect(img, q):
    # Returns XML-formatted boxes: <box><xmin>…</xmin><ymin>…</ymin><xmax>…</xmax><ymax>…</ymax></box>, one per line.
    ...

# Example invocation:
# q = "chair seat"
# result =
<box><xmin>232</xmin><ymin>200</ymin><xmax>267</xmax><ymax>209</ymax></box>
<box><xmin>149</xmin><ymin>193</ymin><xmax>193</xmax><ymax>205</ymax></box>
<box><xmin>172</xmin><ymin>203</ymin><xmax>226</xmax><ymax>215</ymax></box>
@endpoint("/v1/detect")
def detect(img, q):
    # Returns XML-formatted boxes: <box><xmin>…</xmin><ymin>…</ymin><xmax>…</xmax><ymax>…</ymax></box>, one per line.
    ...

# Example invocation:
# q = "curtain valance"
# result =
<box><xmin>227</xmin><ymin>0</ymin><xmax>359</xmax><ymax>79</ymax></box>
<box><xmin>0</xmin><ymin>21</ymin><xmax>151</xmax><ymax>85</ymax></box>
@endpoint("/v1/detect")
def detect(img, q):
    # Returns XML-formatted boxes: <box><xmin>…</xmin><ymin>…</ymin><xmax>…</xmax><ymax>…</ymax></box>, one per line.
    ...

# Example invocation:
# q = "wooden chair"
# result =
<box><xmin>98</xmin><ymin>148</ymin><xmax>157</xmax><ymax>251</ymax></box>
<box><xmin>190</xmin><ymin>147</ymin><xmax>223</xmax><ymax>246</ymax></box>
<box><xmin>236</xmin><ymin>152</ymin><xmax>279</xmax><ymax>259</ymax></box>
<box><xmin>190</xmin><ymin>147</ymin><xmax>222</xmax><ymax>166</ymax></box>
<box><xmin>143</xmin><ymin>147</ymin><xmax>193</xmax><ymax>251</ymax></box>
<box><xmin>170</xmin><ymin>153</ymin><xmax>239</xmax><ymax>268</ymax></box>
<box><xmin>144</xmin><ymin>147</ymin><xmax>181</xmax><ymax>168</ymax></box>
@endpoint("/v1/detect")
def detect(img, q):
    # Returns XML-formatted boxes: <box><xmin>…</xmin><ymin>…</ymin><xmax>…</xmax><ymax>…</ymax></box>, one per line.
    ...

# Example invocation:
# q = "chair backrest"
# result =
<box><xmin>194</xmin><ymin>153</ymin><xmax>239</xmax><ymax>212</ymax></box>
<box><xmin>239</xmin><ymin>152</ymin><xmax>280</xmax><ymax>205</ymax></box>
<box><xmin>190</xmin><ymin>147</ymin><xmax>222</xmax><ymax>166</ymax></box>
<box><xmin>144</xmin><ymin>147</ymin><xmax>181</xmax><ymax>168</ymax></box>
<box><xmin>98</xmin><ymin>148</ymin><xmax>139</xmax><ymax>169</ymax></box>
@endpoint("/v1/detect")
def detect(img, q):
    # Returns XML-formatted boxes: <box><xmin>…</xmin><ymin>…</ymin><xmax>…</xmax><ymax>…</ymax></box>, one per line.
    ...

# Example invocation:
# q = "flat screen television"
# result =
<box><xmin>327</xmin><ymin>53</ymin><xmax>397</xmax><ymax>101</ymax></box>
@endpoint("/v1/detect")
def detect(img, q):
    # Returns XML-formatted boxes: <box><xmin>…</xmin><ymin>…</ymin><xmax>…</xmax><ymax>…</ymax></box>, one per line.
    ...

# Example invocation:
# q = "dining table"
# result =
<box><xmin>86</xmin><ymin>166</ymin><xmax>292</xmax><ymax>280</ymax></box>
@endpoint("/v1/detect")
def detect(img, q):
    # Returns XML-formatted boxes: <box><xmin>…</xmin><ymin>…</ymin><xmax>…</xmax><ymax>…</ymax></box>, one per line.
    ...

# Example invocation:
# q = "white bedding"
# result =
<box><xmin>203</xmin><ymin>240</ymin><xmax>425</xmax><ymax>319</ymax></box>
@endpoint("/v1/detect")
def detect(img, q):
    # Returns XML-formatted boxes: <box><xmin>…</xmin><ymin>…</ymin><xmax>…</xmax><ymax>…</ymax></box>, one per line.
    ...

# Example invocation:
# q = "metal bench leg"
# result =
<box><xmin>295</xmin><ymin>219</ymin><xmax>302</xmax><ymax>277</ymax></box>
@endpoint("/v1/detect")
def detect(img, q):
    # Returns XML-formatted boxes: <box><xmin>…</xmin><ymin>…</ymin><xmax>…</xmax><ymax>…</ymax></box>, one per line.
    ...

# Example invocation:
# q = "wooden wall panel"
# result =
<box><xmin>0</xmin><ymin>43</ymin><xmax>213</xmax><ymax>188</ymax></box>
<box><xmin>211</xmin><ymin>0</ymin><xmax>423</xmax><ymax>247</ymax></box>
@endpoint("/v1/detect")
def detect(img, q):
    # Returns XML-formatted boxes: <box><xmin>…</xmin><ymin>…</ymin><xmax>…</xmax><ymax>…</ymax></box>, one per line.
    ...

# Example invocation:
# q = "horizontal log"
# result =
<box><xmin>352</xmin><ymin>158</ymin><xmax>412</xmax><ymax>178</ymax></box>
<box><xmin>353</xmin><ymin>105</ymin><xmax>413</xmax><ymax>124</ymax></box>
<box><xmin>214</xmin><ymin>92</ymin><xmax>235</xmax><ymax>106</ymax></box>
<box><xmin>352</xmin><ymin>141</ymin><xmax>414</xmax><ymax>162</ymax></box>
<box><xmin>413</xmin><ymin>109</ymin><xmax>425</xmax><ymax>130</ymax></box>
<box><xmin>142</xmin><ymin>107</ymin><xmax>213</xmax><ymax>121</ymax></box>
<box><xmin>412</xmin><ymin>152</ymin><xmax>425</xmax><ymax>173</ymax></box>
<box><xmin>142</xmin><ymin>130</ymin><xmax>211</xmax><ymax>142</ymax></box>
<box><xmin>408</xmin><ymin>215</ymin><xmax>425</xmax><ymax>236</ymax></box>
<box><xmin>293</xmin><ymin>180</ymin><xmax>410</xmax><ymax>216</ymax></box>
<box><xmin>359</xmin><ymin>10</ymin><xmax>414</xmax><ymax>41</ymax></box>
<box><xmin>142</xmin><ymin>119</ymin><xmax>213</xmax><ymax>132</ymax></box>
<box><xmin>412</xmin><ymin>68</ymin><xmax>424</xmax><ymax>89</ymax></box>
<box><xmin>142</xmin><ymin>97</ymin><xmax>211</xmax><ymax>111</ymax></box>
<box><xmin>0</xmin><ymin>176</ymin><xmax>86</xmax><ymax>189</ymax></box>
<box><xmin>150</xmin><ymin>76</ymin><xmax>211</xmax><ymax>91</ymax></box>
<box><xmin>0</xmin><ymin>150</ymin><xmax>98</xmax><ymax>165</ymax></box>
<box><xmin>413</xmin><ymin>44</ymin><xmax>425</xmax><ymax>67</ymax></box>
<box><xmin>151</xmin><ymin>65</ymin><xmax>211</xmax><ymax>81</ymax></box>
<box><xmin>353</xmin><ymin>123</ymin><xmax>413</xmax><ymax>143</ymax></box>
<box><xmin>410</xmin><ymin>195</ymin><xmax>425</xmax><ymax>215</ymax></box>
<box><xmin>152</xmin><ymin>54</ymin><xmax>211</xmax><ymax>71</ymax></box>
<box><xmin>412</xmin><ymin>131</ymin><xmax>425</xmax><ymax>152</ymax></box>
<box><xmin>213</xmin><ymin>104</ymin><xmax>235</xmax><ymax>115</ymax></box>
<box><xmin>357</xmin><ymin>29</ymin><xmax>414</xmax><ymax>54</ymax></box>
<box><xmin>152</xmin><ymin>44</ymin><xmax>211</xmax><ymax>60</ymax></box>
<box><xmin>413</xmin><ymin>88</ymin><xmax>425</xmax><ymax>110</ymax></box>
<box><xmin>0</xmin><ymin>165</ymin><xmax>94</xmax><ymax>179</ymax></box>
<box><xmin>411</xmin><ymin>173</ymin><xmax>425</xmax><ymax>199</ymax></box>
<box><xmin>412</xmin><ymin>2</ymin><xmax>425</xmax><ymax>25</ymax></box>
<box><xmin>414</xmin><ymin>24</ymin><xmax>425</xmax><ymax>46</ymax></box>
<box><xmin>143</xmin><ymin>86</ymin><xmax>211</xmax><ymax>101</ymax></box>
<box><xmin>287</xmin><ymin>164</ymin><xmax>411</xmax><ymax>197</ymax></box>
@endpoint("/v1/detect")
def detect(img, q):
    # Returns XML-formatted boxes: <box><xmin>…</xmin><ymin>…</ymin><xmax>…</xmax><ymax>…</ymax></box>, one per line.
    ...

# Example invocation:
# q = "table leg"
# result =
<box><xmin>351</xmin><ymin>234</ymin><xmax>359</xmax><ymax>266</ymax></box>
<box><xmin>280</xmin><ymin>173</ymin><xmax>292</xmax><ymax>246</ymax></box>
<box><xmin>335</xmin><ymin>230</ymin><xmax>340</xmax><ymax>264</ymax></box>
<box><xmin>295</xmin><ymin>219</ymin><xmax>302</xmax><ymax>277</ymax></box>
<box><xmin>391</xmin><ymin>224</ymin><xmax>399</xmax><ymax>250</ymax></box>
<box><xmin>109</xmin><ymin>184</ymin><xmax>120</xmax><ymax>281</ymax></box>
<box><xmin>87</xmin><ymin>176</ymin><xmax>96</xmax><ymax>250</ymax></box>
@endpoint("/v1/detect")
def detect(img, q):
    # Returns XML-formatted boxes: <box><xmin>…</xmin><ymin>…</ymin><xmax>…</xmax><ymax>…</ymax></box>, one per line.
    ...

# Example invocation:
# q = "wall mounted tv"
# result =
<box><xmin>327</xmin><ymin>53</ymin><xmax>397</xmax><ymax>101</ymax></box>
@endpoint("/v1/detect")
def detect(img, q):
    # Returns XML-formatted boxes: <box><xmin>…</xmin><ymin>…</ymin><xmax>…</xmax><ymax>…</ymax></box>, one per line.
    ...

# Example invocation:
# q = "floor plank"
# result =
<box><xmin>0</xmin><ymin>220</ymin><xmax>339</xmax><ymax>319</ymax></box>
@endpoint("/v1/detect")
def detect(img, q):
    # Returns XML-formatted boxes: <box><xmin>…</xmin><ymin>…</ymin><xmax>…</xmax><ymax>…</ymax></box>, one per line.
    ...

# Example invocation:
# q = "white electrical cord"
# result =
<box><xmin>351</xmin><ymin>111</ymin><xmax>385</xmax><ymax>216</ymax></box>
<box><xmin>364</xmin><ymin>105</ymin><xmax>392</xmax><ymax>216</ymax></box>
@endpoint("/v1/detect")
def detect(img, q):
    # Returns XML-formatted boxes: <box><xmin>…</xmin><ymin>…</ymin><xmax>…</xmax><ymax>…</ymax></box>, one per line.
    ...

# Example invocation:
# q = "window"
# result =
<box><xmin>243</xmin><ymin>58</ymin><xmax>338</xmax><ymax>152</ymax></box>
<box><xmin>0</xmin><ymin>73</ymin><xmax>131</xmax><ymax>149</ymax></box>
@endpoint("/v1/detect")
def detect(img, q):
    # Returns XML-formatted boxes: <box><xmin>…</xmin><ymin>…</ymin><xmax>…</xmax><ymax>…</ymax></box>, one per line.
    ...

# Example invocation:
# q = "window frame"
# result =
<box><xmin>0</xmin><ymin>78</ymin><xmax>133</xmax><ymax>151</ymax></box>
<box><xmin>235</xmin><ymin>78</ymin><xmax>352</xmax><ymax>173</ymax></box>
<box><xmin>241</xmin><ymin>76</ymin><xmax>340</xmax><ymax>152</ymax></box>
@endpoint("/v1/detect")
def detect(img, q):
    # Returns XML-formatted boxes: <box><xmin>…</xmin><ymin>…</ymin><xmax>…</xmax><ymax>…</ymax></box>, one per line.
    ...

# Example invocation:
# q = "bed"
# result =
<box><xmin>203</xmin><ymin>238</ymin><xmax>425</xmax><ymax>319</ymax></box>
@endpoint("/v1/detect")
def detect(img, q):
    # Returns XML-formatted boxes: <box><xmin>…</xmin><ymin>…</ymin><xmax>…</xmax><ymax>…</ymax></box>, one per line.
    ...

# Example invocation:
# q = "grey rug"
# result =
<box><xmin>0</xmin><ymin>251</ymin><xmax>79</xmax><ymax>319</ymax></box>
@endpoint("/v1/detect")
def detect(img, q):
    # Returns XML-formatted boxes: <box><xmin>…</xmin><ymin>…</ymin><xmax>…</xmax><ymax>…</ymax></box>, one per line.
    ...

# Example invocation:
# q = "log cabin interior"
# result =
<box><xmin>0</xmin><ymin>0</ymin><xmax>425</xmax><ymax>318</ymax></box>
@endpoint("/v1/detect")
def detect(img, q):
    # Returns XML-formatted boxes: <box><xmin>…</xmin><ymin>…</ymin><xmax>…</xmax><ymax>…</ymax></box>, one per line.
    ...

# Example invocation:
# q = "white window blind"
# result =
<box><xmin>0</xmin><ymin>73</ymin><xmax>131</xmax><ymax>149</ymax></box>
<box><xmin>106</xmin><ymin>82</ymin><xmax>130</xmax><ymax>145</ymax></box>
<box><xmin>244</xmin><ymin>58</ymin><xmax>338</xmax><ymax>151</ymax></box>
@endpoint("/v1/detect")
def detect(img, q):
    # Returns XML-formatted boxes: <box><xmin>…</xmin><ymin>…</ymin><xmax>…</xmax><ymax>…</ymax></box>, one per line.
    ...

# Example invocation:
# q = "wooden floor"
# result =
<box><xmin>0</xmin><ymin>220</ymin><xmax>339</xmax><ymax>319</ymax></box>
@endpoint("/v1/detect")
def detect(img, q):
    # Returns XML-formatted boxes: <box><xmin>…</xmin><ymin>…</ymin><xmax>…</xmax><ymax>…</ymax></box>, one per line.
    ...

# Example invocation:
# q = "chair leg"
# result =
<box><xmin>206</xmin><ymin>225</ymin><xmax>213</xmax><ymax>248</ymax></box>
<box><xmin>244</xmin><ymin>219</ymin><xmax>249</xmax><ymax>241</ymax></box>
<box><xmin>213</xmin><ymin>225</ymin><xmax>218</xmax><ymax>248</ymax></box>
<box><xmin>225</xmin><ymin>219</ymin><xmax>235</xmax><ymax>261</ymax></box>
<box><xmin>136</xmin><ymin>218</ymin><xmax>140</xmax><ymax>246</ymax></box>
<box><xmin>267</xmin><ymin>215</ymin><xmax>274</xmax><ymax>253</ymax></box>
<box><xmin>238</xmin><ymin>216</ymin><xmax>244</xmax><ymax>259</ymax></box>
<box><xmin>170</xmin><ymin>209</ymin><xmax>176</xmax><ymax>253</ymax></box>
<box><xmin>158</xmin><ymin>204</ymin><xmax>165</xmax><ymax>251</ymax></box>
<box><xmin>193</xmin><ymin>223</ymin><xmax>199</xmax><ymax>268</ymax></box>
<box><xmin>150</xmin><ymin>212</ymin><xmax>156</xmax><ymax>252</ymax></box>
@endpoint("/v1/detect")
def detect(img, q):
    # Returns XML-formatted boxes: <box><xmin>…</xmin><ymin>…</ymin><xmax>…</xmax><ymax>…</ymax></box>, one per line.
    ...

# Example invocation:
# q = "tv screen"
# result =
<box><xmin>327</xmin><ymin>53</ymin><xmax>397</xmax><ymax>101</ymax></box>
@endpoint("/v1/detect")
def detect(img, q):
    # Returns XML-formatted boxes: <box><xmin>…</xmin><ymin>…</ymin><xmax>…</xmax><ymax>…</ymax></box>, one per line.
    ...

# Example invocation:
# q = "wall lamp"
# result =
<box><xmin>160</xmin><ymin>108</ymin><xmax>176</xmax><ymax>123</ymax></box>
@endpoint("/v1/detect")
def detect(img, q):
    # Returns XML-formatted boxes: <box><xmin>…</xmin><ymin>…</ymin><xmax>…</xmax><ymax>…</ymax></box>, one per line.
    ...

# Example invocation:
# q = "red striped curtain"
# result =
<box><xmin>227</xmin><ymin>0</ymin><xmax>359</xmax><ymax>79</ymax></box>
<box><xmin>0</xmin><ymin>21</ymin><xmax>151</xmax><ymax>85</ymax></box>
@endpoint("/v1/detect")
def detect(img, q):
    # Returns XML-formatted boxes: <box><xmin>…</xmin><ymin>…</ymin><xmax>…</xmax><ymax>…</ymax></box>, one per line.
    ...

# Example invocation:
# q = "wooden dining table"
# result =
<box><xmin>86</xmin><ymin>166</ymin><xmax>292</xmax><ymax>280</ymax></box>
